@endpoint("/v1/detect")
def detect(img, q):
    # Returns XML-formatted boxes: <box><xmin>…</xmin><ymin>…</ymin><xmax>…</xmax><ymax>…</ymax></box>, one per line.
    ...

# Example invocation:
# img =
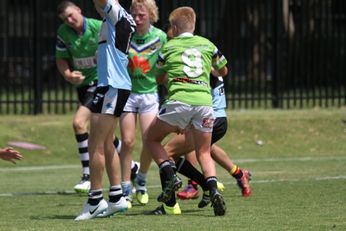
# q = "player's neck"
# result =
<box><xmin>136</xmin><ymin>24</ymin><xmax>151</xmax><ymax>37</ymax></box>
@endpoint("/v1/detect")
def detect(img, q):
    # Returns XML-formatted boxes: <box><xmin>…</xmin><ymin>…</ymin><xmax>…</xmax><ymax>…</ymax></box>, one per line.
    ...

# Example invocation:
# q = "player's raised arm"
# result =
<box><xmin>212</xmin><ymin>48</ymin><xmax>228</xmax><ymax>77</ymax></box>
<box><xmin>93</xmin><ymin>0</ymin><xmax>115</xmax><ymax>8</ymax></box>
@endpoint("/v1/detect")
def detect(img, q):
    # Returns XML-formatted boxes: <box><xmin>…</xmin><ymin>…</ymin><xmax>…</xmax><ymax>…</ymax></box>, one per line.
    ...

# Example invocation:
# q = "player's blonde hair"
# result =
<box><xmin>130</xmin><ymin>0</ymin><xmax>159</xmax><ymax>23</ymax></box>
<box><xmin>169</xmin><ymin>7</ymin><xmax>196</xmax><ymax>33</ymax></box>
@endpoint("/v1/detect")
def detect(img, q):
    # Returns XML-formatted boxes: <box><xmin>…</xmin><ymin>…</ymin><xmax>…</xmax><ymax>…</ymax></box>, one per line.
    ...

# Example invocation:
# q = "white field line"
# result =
<box><xmin>0</xmin><ymin>175</ymin><xmax>345</xmax><ymax>197</ymax></box>
<box><xmin>0</xmin><ymin>155</ymin><xmax>345</xmax><ymax>197</ymax></box>
<box><xmin>1</xmin><ymin>156</ymin><xmax>345</xmax><ymax>172</ymax></box>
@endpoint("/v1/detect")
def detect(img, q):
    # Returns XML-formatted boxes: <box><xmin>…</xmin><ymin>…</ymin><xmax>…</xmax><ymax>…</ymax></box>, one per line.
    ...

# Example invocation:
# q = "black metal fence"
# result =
<box><xmin>0</xmin><ymin>0</ymin><xmax>345</xmax><ymax>114</ymax></box>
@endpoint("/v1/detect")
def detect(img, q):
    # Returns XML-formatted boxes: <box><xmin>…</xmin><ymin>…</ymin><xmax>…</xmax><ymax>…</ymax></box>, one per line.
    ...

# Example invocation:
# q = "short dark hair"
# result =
<box><xmin>57</xmin><ymin>1</ymin><xmax>77</xmax><ymax>15</ymax></box>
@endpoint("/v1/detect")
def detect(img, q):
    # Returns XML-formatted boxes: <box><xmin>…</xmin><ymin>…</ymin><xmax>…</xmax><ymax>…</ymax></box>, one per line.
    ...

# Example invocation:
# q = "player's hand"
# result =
<box><xmin>67</xmin><ymin>71</ymin><xmax>85</xmax><ymax>85</ymax></box>
<box><xmin>0</xmin><ymin>147</ymin><xmax>23</xmax><ymax>164</ymax></box>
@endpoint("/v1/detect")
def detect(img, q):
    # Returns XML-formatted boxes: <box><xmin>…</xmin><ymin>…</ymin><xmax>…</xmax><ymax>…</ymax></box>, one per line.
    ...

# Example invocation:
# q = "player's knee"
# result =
<box><xmin>72</xmin><ymin>118</ymin><xmax>87</xmax><ymax>133</ymax></box>
<box><xmin>122</xmin><ymin>137</ymin><xmax>135</xmax><ymax>149</ymax></box>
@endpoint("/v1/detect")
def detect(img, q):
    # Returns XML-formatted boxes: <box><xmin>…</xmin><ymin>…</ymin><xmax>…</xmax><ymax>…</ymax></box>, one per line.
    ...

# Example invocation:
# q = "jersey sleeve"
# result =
<box><xmin>103</xmin><ymin>0</ymin><xmax>122</xmax><ymax>25</ymax></box>
<box><xmin>212</xmin><ymin>47</ymin><xmax>227</xmax><ymax>71</ymax></box>
<box><xmin>55</xmin><ymin>26</ymin><xmax>70</xmax><ymax>60</ymax></box>
<box><xmin>156</xmin><ymin>51</ymin><xmax>166</xmax><ymax>76</ymax></box>
<box><xmin>159</xmin><ymin>31</ymin><xmax>167</xmax><ymax>47</ymax></box>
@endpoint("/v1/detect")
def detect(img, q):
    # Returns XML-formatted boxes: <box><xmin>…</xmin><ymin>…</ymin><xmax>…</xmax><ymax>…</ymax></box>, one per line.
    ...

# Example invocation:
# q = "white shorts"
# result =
<box><xmin>123</xmin><ymin>92</ymin><xmax>159</xmax><ymax>114</ymax></box>
<box><xmin>158</xmin><ymin>100</ymin><xmax>214</xmax><ymax>132</ymax></box>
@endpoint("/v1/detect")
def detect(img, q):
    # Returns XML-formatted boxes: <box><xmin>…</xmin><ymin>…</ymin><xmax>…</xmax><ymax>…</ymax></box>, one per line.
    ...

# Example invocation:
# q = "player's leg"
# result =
<box><xmin>134</xmin><ymin>111</ymin><xmax>156</xmax><ymax>205</ymax></box>
<box><xmin>192</xmin><ymin>106</ymin><xmax>226</xmax><ymax>216</ymax></box>
<box><xmin>100</xmin><ymin>88</ymin><xmax>131</xmax><ymax>217</ymax></box>
<box><xmin>164</xmin><ymin>133</ymin><xmax>200</xmax><ymax>200</ymax></box>
<box><xmin>119</xmin><ymin>112</ymin><xmax>137</xmax><ymax>207</ymax></box>
<box><xmin>72</xmin><ymin>105</ymin><xmax>92</xmax><ymax>193</ymax></box>
<box><xmin>211</xmin><ymin>144</ymin><xmax>252</xmax><ymax>197</ymax></box>
<box><xmin>144</xmin><ymin>117</ymin><xmax>182</xmax><ymax>203</ymax></box>
<box><xmin>75</xmin><ymin>112</ymin><xmax>109</xmax><ymax>221</ymax></box>
<box><xmin>176</xmin><ymin>152</ymin><xmax>199</xmax><ymax>200</ymax></box>
<box><xmin>211</xmin><ymin>117</ymin><xmax>252</xmax><ymax>197</ymax></box>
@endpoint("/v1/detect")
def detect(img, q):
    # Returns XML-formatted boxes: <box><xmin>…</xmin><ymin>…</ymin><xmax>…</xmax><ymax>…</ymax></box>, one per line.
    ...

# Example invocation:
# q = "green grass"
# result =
<box><xmin>0</xmin><ymin>109</ymin><xmax>346</xmax><ymax>230</ymax></box>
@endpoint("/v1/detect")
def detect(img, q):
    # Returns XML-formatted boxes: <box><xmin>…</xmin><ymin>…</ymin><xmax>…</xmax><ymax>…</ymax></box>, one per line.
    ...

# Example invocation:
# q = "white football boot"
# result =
<box><xmin>75</xmin><ymin>199</ymin><xmax>108</xmax><ymax>221</ymax></box>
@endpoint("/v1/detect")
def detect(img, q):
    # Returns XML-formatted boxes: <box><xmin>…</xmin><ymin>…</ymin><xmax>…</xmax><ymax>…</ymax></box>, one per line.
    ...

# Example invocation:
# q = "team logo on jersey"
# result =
<box><xmin>105</xmin><ymin>102</ymin><xmax>113</xmax><ymax>110</ymax></box>
<box><xmin>128</xmin><ymin>55</ymin><xmax>151</xmax><ymax>75</ymax></box>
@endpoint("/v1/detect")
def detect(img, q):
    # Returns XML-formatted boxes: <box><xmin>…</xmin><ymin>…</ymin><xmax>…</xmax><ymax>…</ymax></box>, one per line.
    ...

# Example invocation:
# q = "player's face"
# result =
<box><xmin>131</xmin><ymin>5</ymin><xmax>150</xmax><ymax>31</ymax></box>
<box><xmin>59</xmin><ymin>6</ymin><xmax>83</xmax><ymax>31</ymax></box>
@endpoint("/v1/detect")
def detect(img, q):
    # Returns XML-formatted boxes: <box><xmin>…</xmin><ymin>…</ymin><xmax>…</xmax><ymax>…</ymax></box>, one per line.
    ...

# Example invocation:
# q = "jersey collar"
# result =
<box><xmin>178</xmin><ymin>32</ymin><xmax>193</xmax><ymax>37</ymax></box>
<box><xmin>82</xmin><ymin>17</ymin><xmax>87</xmax><ymax>34</ymax></box>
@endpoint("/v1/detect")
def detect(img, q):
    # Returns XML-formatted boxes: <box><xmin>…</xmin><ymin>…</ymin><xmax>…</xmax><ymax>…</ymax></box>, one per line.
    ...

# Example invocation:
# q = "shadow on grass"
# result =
<box><xmin>31</xmin><ymin>215</ymin><xmax>76</xmax><ymax>220</ymax></box>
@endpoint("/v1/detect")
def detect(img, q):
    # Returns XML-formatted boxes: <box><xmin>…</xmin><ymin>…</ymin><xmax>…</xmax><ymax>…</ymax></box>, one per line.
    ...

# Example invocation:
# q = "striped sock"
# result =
<box><xmin>76</xmin><ymin>133</ymin><xmax>90</xmax><ymax>176</ymax></box>
<box><xmin>230</xmin><ymin>165</ymin><xmax>243</xmax><ymax>179</ymax></box>
<box><xmin>109</xmin><ymin>185</ymin><xmax>123</xmax><ymax>203</ymax></box>
<box><xmin>88</xmin><ymin>189</ymin><xmax>103</xmax><ymax>205</ymax></box>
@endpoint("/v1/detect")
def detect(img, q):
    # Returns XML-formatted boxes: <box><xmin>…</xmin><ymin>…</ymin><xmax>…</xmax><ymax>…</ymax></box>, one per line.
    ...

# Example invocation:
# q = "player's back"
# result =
<box><xmin>159</xmin><ymin>35</ymin><xmax>217</xmax><ymax>106</ymax></box>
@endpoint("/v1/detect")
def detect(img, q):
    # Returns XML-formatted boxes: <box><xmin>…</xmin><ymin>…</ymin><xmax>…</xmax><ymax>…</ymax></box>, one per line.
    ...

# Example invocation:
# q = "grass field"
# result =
<box><xmin>0</xmin><ymin>108</ymin><xmax>345</xmax><ymax>230</ymax></box>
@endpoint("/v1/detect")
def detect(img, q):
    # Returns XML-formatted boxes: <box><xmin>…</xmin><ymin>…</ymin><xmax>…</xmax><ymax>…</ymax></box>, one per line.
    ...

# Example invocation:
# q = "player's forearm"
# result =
<box><xmin>156</xmin><ymin>74</ymin><xmax>168</xmax><ymax>85</ymax></box>
<box><xmin>56</xmin><ymin>59</ymin><xmax>72</xmax><ymax>82</ymax></box>
<box><xmin>213</xmin><ymin>66</ymin><xmax>228</xmax><ymax>77</ymax></box>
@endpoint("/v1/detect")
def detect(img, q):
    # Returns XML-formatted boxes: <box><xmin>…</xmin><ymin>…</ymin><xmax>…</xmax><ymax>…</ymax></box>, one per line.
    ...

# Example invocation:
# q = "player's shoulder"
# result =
<box><xmin>86</xmin><ymin>18</ymin><xmax>102</xmax><ymax>25</ymax></box>
<box><xmin>193</xmin><ymin>35</ymin><xmax>214</xmax><ymax>45</ymax></box>
<box><xmin>57</xmin><ymin>24</ymin><xmax>72</xmax><ymax>37</ymax></box>
<box><xmin>151</xmin><ymin>26</ymin><xmax>165</xmax><ymax>35</ymax></box>
<box><xmin>150</xmin><ymin>26</ymin><xmax>167</xmax><ymax>40</ymax></box>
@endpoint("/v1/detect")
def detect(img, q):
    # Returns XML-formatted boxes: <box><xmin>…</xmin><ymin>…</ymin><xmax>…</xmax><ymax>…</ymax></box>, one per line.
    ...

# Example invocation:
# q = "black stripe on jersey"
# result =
<box><xmin>210</xmin><ymin>75</ymin><xmax>223</xmax><ymax>89</ymax></box>
<box><xmin>115</xmin><ymin>17</ymin><xmax>135</xmax><ymax>54</ymax></box>
<box><xmin>56</xmin><ymin>37</ymin><xmax>66</xmax><ymax>49</ymax></box>
<box><xmin>107</xmin><ymin>5</ymin><xmax>112</xmax><ymax>14</ymax></box>
<box><xmin>98</xmin><ymin>41</ymin><xmax>107</xmax><ymax>45</ymax></box>
<box><xmin>212</xmin><ymin>50</ymin><xmax>224</xmax><ymax>59</ymax></box>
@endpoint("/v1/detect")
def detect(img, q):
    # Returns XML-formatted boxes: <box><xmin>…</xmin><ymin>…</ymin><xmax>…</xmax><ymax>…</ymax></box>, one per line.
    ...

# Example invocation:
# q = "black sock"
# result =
<box><xmin>165</xmin><ymin>194</ymin><xmax>177</xmax><ymax>207</ymax></box>
<box><xmin>88</xmin><ymin>189</ymin><xmax>103</xmax><ymax>205</ymax></box>
<box><xmin>205</xmin><ymin>176</ymin><xmax>218</xmax><ymax>192</ymax></box>
<box><xmin>109</xmin><ymin>185</ymin><xmax>123</xmax><ymax>203</ymax></box>
<box><xmin>159</xmin><ymin>160</ymin><xmax>175</xmax><ymax>190</ymax></box>
<box><xmin>176</xmin><ymin>157</ymin><xmax>208</xmax><ymax>191</ymax></box>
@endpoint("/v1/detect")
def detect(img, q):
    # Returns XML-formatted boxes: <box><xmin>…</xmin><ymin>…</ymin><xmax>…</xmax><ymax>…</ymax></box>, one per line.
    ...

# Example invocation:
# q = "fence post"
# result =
<box><xmin>32</xmin><ymin>0</ymin><xmax>43</xmax><ymax>114</ymax></box>
<box><xmin>272</xmin><ymin>0</ymin><xmax>282</xmax><ymax>108</ymax></box>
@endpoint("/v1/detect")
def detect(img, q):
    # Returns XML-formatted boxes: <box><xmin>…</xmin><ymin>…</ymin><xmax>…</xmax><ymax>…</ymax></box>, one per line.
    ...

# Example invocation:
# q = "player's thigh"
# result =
<box><xmin>211</xmin><ymin>117</ymin><xmax>228</xmax><ymax>144</ymax></box>
<box><xmin>165</xmin><ymin>132</ymin><xmax>194</xmax><ymax>159</ymax></box>
<box><xmin>145</xmin><ymin>117</ymin><xmax>177</xmax><ymax>143</ymax></box>
<box><xmin>120</xmin><ymin>112</ymin><xmax>137</xmax><ymax>143</ymax></box>
<box><xmin>89</xmin><ymin>113</ymin><xmax>117</xmax><ymax>146</ymax></box>
<box><xmin>138</xmin><ymin>111</ymin><xmax>157</xmax><ymax>136</ymax></box>
<box><xmin>192</xmin><ymin>128</ymin><xmax>212</xmax><ymax>155</ymax></box>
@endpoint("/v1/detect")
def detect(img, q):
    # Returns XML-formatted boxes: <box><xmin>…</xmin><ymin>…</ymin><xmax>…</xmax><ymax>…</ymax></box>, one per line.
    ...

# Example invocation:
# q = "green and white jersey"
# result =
<box><xmin>128</xmin><ymin>26</ymin><xmax>167</xmax><ymax>93</ymax></box>
<box><xmin>56</xmin><ymin>18</ymin><xmax>101</xmax><ymax>87</ymax></box>
<box><xmin>156</xmin><ymin>33</ymin><xmax>227</xmax><ymax>106</ymax></box>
